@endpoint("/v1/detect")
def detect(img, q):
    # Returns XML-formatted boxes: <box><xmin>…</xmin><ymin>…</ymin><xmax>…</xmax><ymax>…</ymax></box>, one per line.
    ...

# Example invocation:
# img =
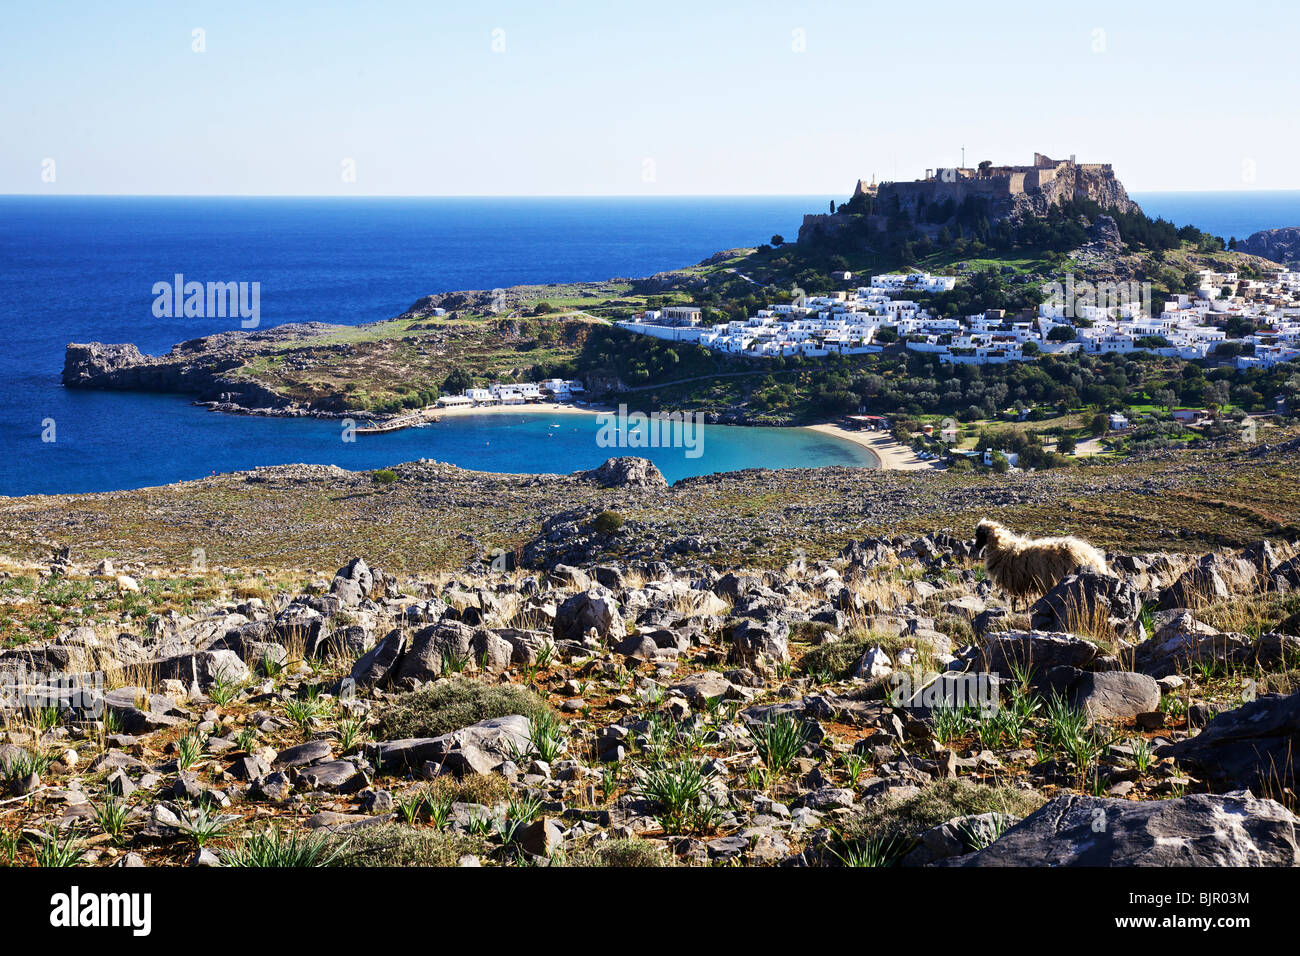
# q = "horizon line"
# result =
<box><xmin>5</xmin><ymin>188</ymin><xmax>1300</xmax><ymax>200</ymax></box>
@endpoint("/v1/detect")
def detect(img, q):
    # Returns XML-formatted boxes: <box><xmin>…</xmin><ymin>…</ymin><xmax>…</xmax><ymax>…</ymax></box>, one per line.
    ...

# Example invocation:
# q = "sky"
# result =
<box><xmin>3</xmin><ymin>0</ymin><xmax>1299</xmax><ymax>196</ymax></box>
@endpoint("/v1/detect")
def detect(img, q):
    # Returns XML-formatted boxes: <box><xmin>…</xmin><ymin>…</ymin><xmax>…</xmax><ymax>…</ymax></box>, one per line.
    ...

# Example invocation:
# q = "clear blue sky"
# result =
<box><xmin>4</xmin><ymin>0</ymin><xmax>1297</xmax><ymax>195</ymax></box>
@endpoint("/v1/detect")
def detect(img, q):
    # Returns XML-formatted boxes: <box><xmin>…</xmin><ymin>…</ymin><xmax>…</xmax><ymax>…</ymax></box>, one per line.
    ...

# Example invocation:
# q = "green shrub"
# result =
<box><xmin>328</xmin><ymin>824</ymin><xmax>488</xmax><ymax>867</ymax></box>
<box><xmin>800</xmin><ymin>637</ymin><xmax>873</xmax><ymax>680</ymax></box>
<box><xmin>838</xmin><ymin>779</ymin><xmax>1044</xmax><ymax>849</ymax></box>
<box><xmin>593</xmin><ymin>511</ymin><xmax>624</xmax><ymax>535</ymax></box>
<box><xmin>375</xmin><ymin>679</ymin><xmax>552</xmax><ymax>740</ymax></box>
<box><xmin>564</xmin><ymin>838</ymin><xmax>676</xmax><ymax>867</ymax></box>
<box><xmin>372</xmin><ymin>469</ymin><xmax>398</xmax><ymax>484</ymax></box>
<box><xmin>799</xmin><ymin>629</ymin><xmax>937</xmax><ymax>681</ymax></box>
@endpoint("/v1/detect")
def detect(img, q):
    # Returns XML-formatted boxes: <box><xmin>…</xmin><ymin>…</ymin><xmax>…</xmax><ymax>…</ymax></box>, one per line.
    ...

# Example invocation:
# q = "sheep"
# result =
<box><xmin>973</xmin><ymin>519</ymin><xmax>1107</xmax><ymax>609</ymax></box>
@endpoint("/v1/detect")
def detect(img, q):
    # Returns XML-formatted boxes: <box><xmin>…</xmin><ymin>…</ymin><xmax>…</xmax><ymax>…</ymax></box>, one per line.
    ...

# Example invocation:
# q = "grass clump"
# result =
<box><xmin>799</xmin><ymin>629</ymin><xmax>934</xmax><ymax>681</ymax></box>
<box><xmin>375</xmin><ymin>678</ymin><xmax>552</xmax><ymax>740</ymax></box>
<box><xmin>222</xmin><ymin>827</ymin><xmax>346</xmax><ymax>867</ymax></box>
<box><xmin>425</xmin><ymin>772</ymin><xmax>511</xmax><ymax>807</ymax></box>
<box><xmin>748</xmin><ymin>713</ymin><xmax>811</xmax><ymax>772</ymax></box>
<box><xmin>327</xmin><ymin>824</ymin><xmax>488</xmax><ymax>867</ymax></box>
<box><xmin>635</xmin><ymin>760</ymin><xmax>721</xmax><ymax>835</ymax></box>
<box><xmin>564</xmin><ymin>838</ymin><xmax>676</xmax><ymax>867</ymax></box>
<box><xmin>838</xmin><ymin>779</ymin><xmax>1044</xmax><ymax>851</ymax></box>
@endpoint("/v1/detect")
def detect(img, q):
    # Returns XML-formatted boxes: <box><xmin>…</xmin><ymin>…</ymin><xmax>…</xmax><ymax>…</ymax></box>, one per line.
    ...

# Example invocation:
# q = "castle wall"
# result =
<box><xmin>798</xmin><ymin>153</ymin><xmax>1138</xmax><ymax>245</ymax></box>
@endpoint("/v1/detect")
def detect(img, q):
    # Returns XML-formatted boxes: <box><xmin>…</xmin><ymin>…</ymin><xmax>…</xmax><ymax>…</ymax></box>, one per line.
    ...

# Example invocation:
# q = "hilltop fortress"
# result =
<box><xmin>798</xmin><ymin>152</ymin><xmax>1140</xmax><ymax>244</ymax></box>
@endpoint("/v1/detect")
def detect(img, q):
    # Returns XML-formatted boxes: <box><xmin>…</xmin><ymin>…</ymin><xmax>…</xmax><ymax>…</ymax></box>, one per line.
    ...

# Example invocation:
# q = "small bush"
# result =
<box><xmin>372</xmin><ymin>469</ymin><xmax>399</xmax><ymax>484</ymax></box>
<box><xmin>593</xmin><ymin>511</ymin><xmax>624</xmax><ymax>535</ymax></box>
<box><xmin>788</xmin><ymin>620</ymin><xmax>836</xmax><ymax>644</ymax></box>
<box><xmin>799</xmin><ymin>629</ymin><xmax>930</xmax><ymax>681</ymax></box>
<box><xmin>934</xmin><ymin>615</ymin><xmax>975</xmax><ymax>646</ymax></box>
<box><xmin>564</xmin><ymin>838</ymin><xmax>676</xmax><ymax>867</ymax></box>
<box><xmin>800</xmin><ymin>637</ymin><xmax>873</xmax><ymax>680</ymax></box>
<box><xmin>425</xmin><ymin>772</ymin><xmax>510</xmax><ymax>807</ymax></box>
<box><xmin>328</xmin><ymin>824</ymin><xmax>488</xmax><ymax>867</ymax></box>
<box><xmin>375</xmin><ymin>679</ymin><xmax>552</xmax><ymax>740</ymax></box>
<box><xmin>838</xmin><ymin>779</ymin><xmax>1044</xmax><ymax>849</ymax></box>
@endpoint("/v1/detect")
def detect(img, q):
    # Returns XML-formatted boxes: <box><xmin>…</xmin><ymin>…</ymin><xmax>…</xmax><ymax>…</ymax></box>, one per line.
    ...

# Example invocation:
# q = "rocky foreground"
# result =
<box><xmin>3</xmin><ymin>512</ymin><xmax>1300</xmax><ymax>866</ymax></box>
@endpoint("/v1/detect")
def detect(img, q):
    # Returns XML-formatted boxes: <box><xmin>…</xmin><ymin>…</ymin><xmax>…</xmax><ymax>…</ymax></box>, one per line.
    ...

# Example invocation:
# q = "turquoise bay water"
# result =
<box><xmin>29</xmin><ymin>399</ymin><xmax>875</xmax><ymax>490</ymax></box>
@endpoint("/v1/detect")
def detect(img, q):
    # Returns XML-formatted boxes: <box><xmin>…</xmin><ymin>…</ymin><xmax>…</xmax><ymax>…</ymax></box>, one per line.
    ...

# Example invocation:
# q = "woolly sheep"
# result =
<box><xmin>973</xmin><ymin>519</ymin><xmax>1108</xmax><ymax>609</ymax></box>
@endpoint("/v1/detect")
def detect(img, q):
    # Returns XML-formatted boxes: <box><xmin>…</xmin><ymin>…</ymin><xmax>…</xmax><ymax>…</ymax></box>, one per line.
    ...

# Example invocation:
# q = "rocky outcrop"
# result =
<box><xmin>1163</xmin><ymin>691</ymin><xmax>1300</xmax><ymax>793</ymax></box>
<box><xmin>955</xmin><ymin>791</ymin><xmax>1299</xmax><ymax>866</ymax></box>
<box><xmin>62</xmin><ymin>324</ymin><xmax>339</xmax><ymax>413</ymax></box>
<box><xmin>1236</xmin><ymin>227</ymin><xmax>1300</xmax><ymax>265</ymax></box>
<box><xmin>579</xmin><ymin>457</ymin><xmax>668</xmax><ymax>489</ymax></box>
<box><xmin>61</xmin><ymin>343</ymin><xmax>152</xmax><ymax>387</ymax></box>
<box><xmin>1029</xmin><ymin>569</ymin><xmax>1143</xmax><ymax>639</ymax></box>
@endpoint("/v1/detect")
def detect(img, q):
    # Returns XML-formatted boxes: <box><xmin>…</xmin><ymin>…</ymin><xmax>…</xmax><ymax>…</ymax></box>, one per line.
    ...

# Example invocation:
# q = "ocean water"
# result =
<box><xmin>1</xmin><ymin>192</ymin><xmax>1297</xmax><ymax>497</ymax></box>
<box><xmin>0</xmin><ymin>195</ymin><xmax>868</xmax><ymax>496</ymax></box>
<box><xmin>1130</xmin><ymin>191</ymin><xmax>1300</xmax><ymax>244</ymax></box>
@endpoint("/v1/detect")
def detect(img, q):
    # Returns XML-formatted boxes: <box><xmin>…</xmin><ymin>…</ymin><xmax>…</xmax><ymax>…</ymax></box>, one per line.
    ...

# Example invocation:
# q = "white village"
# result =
<box><xmin>613</xmin><ymin>269</ymin><xmax>1300</xmax><ymax>370</ymax></box>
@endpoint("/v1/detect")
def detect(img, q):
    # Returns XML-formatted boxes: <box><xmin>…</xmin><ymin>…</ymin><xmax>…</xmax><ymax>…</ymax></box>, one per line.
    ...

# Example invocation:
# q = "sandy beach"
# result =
<box><xmin>805</xmin><ymin>423</ymin><xmax>942</xmax><ymax>471</ymax></box>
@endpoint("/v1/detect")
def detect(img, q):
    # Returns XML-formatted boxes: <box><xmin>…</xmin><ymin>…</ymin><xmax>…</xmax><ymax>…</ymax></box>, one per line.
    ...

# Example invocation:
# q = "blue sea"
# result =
<box><xmin>0</xmin><ymin>196</ymin><xmax>873</xmax><ymax>495</ymax></box>
<box><xmin>1</xmin><ymin>191</ymin><xmax>1297</xmax><ymax>497</ymax></box>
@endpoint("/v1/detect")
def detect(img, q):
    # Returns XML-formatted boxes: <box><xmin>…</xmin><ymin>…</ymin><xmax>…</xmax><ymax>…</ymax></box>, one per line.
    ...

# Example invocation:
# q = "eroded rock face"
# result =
<box><xmin>1070</xmin><ymin>671</ymin><xmax>1161</xmax><ymax>721</ymax></box>
<box><xmin>553</xmin><ymin>588</ymin><xmax>626</xmax><ymax>642</ymax></box>
<box><xmin>979</xmin><ymin>630</ymin><xmax>1101</xmax><ymax>677</ymax></box>
<box><xmin>954</xmin><ymin>791</ymin><xmax>1300</xmax><ymax>867</ymax></box>
<box><xmin>61</xmin><ymin>343</ymin><xmax>149</xmax><ymax>386</ymax></box>
<box><xmin>1029</xmin><ymin>569</ymin><xmax>1142</xmax><ymax>638</ymax></box>
<box><xmin>1163</xmin><ymin>691</ymin><xmax>1300</xmax><ymax>792</ymax></box>
<box><xmin>62</xmin><ymin>324</ymin><xmax>338</xmax><ymax>410</ymax></box>
<box><xmin>580</xmin><ymin>457</ymin><xmax>668</xmax><ymax>489</ymax></box>
<box><xmin>1237</xmin><ymin>226</ymin><xmax>1300</xmax><ymax>265</ymax></box>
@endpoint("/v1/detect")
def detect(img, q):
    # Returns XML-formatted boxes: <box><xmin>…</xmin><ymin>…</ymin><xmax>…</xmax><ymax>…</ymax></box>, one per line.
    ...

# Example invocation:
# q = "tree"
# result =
<box><xmin>443</xmin><ymin>368</ymin><xmax>474</xmax><ymax>395</ymax></box>
<box><xmin>1154</xmin><ymin>388</ymin><xmax>1176</xmax><ymax>411</ymax></box>
<box><xmin>1089</xmin><ymin>412</ymin><xmax>1109</xmax><ymax>437</ymax></box>
<box><xmin>1056</xmin><ymin>433</ymin><xmax>1077</xmax><ymax>455</ymax></box>
<box><xmin>770</xmin><ymin>234</ymin><xmax>785</xmax><ymax>246</ymax></box>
